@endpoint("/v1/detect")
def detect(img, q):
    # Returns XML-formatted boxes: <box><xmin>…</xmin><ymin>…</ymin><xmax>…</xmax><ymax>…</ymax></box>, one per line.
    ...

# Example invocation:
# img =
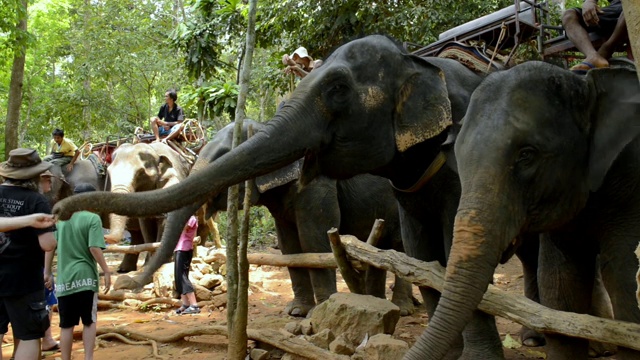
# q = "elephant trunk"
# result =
<box><xmin>405</xmin><ymin>190</ymin><xmax>522</xmax><ymax>359</ymax></box>
<box><xmin>54</xmin><ymin>116</ymin><xmax>323</xmax><ymax>219</ymax></box>
<box><xmin>105</xmin><ymin>186</ymin><xmax>133</xmax><ymax>243</ymax></box>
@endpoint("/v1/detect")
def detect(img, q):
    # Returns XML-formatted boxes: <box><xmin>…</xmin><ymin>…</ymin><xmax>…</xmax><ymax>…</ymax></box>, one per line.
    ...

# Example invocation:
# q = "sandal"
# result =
<box><xmin>175</xmin><ymin>304</ymin><xmax>189</xmax><ymax>314</ymax></box>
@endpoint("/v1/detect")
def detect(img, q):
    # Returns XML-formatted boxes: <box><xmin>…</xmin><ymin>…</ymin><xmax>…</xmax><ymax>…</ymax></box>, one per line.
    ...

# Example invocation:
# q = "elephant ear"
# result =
<box><xmin>157</xmin><ymin>154</ymin><xmax>181</xmax><ymax>188</ymax></box>
<box><xmin>587</xmin><ymin>68</ymin><xmax>640</xmax><ymax>191</ymax></box>
<box><xmin>394</xmin><ymin>55</ymin><xmax>453</xmax><ymax>152</ymax></box>
<box><xmin>254</xmin><ymin>159</ymin><xmax>303</xmax><ymax>193</ymax></box>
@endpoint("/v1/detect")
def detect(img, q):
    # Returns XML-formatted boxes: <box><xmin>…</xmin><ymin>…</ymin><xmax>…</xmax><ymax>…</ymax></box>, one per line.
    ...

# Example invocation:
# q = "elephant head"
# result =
<box><xmin>402</xmin><ymin>63</ymin><xmax>640</xmax><ymax>359</ymax></box>
<box><xmin>54</xmin><ymin>35</ymin><xmax>453</xmax><ymax>219</ymax></box>
<box><xmin>105</xmin><ymin>142</ymin><xmax>189</xmax><ymax>244</ymax></box>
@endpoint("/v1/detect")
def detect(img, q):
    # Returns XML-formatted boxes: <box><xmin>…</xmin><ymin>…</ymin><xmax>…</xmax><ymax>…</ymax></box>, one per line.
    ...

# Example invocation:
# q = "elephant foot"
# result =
<box><xmin>391</xmin><ymin>294</ymin><xmax>416</xmax><ymax>316</ymax></box>
<box><xmin>284</xmin><ymin>299</ymin><xmax>315</xmax><ymax>317</ymax></box>
<box><xmin>118</xmin><ymin>254</ymin><xmax>140</xmax><ymax>273</ymax></box>
<box><xmin>520</xmin><ymin>326</ymin><xmax>545</xmax><ymax>347</ymax></box>
<box><xmin>588</xmin><ymin>341</ymin><xmax>616</xmax><ymax>358</ymax></box>
<box><xmin>113</xmin><ymin>275</ymin><xmax>144</xmax><ymax>290</ymax></box>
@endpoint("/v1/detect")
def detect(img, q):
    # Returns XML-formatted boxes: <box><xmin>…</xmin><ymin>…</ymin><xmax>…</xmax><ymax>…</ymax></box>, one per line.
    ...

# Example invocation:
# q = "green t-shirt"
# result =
<box><xmin>55</xmin><ymin>211</ymin><xmax>105</xmax><ymax>297</ymax></box>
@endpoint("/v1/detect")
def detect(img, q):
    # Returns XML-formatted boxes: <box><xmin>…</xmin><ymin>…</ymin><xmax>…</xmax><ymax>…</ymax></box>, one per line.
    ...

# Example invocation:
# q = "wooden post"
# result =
<box><xmin>365</xmin><ymin>219</ymin><xmax>385</xmax><ymax>247</ymax></box>
<box><xmin>327</xmin><ymin>228</ymin><xmax>365</xmax><ymax>294</ymax></box>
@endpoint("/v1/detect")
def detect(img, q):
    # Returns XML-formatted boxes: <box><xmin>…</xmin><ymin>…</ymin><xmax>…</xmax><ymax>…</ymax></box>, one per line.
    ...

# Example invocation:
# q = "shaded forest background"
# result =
<box><xmin>0</xmin><ymin>0</ymin><xmax>583</xmax><ymax>157</ymax></box>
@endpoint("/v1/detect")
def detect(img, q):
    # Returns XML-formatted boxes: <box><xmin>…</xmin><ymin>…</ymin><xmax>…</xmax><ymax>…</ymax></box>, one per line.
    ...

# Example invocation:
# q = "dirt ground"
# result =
<box><xmin>0</xmin><ymin>246</ymin><xmax>615</xmax><ymax>360</ymax></box>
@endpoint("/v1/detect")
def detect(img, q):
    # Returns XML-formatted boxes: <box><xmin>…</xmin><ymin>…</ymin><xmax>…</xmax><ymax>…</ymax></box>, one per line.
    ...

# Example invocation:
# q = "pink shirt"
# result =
<box><xmin>175</xmin><ymin>216</ymin><xmax>198</xmax><ymax>251</ymax></box>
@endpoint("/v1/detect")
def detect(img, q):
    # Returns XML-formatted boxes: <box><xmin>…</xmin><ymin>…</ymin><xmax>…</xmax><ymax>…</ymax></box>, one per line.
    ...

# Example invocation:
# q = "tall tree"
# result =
<box><xmin>5</xmin><ymin>0</ymin><xmax>28</xmax><ymax>158</ymax></box>
<box><xmin>226</xmin><ymin>0</ymin><xmax>257</xmax><ymax>357</ymax></box>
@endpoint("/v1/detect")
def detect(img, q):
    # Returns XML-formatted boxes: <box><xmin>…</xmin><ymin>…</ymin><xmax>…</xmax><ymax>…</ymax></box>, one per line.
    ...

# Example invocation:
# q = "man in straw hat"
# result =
<box><xmin>0</xmin><ymin>148</ymin><xmax>58</xmax><ymax>360</ymax></box>
<box><xmin>282</xmin><ymin>46</ymin><xmax>323</xmax><ymax>79</ymax></box>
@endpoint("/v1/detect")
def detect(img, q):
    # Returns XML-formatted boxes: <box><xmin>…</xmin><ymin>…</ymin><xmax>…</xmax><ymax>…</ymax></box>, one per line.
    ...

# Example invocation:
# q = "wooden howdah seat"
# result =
<box><xmin>406</xmin><ymin>0</ymin><xmax>632</xmax><ymax>69</ymax></box>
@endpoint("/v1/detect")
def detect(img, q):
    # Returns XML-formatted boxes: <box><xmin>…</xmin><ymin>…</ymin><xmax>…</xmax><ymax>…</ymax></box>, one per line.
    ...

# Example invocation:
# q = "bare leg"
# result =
<box><xmin>598</xmin><ymin>13</ymin><xmax>628</xmax><ymax>60</ymax></box>
<box><xmin>1</xmin><ymin>333</ymin><xmax>4</xmax><ymax>360</ymax></box>
<box><xmin>60</xmin><ymin>327</ymin><xmax>74</xmax><ymax>360</ymax></box>
<box><xmin>150</xmin><ymin>117</ymin><xmax>161</xmax><ymax>142</ymax></box>
<box><xmin>14</xmin><ymin>338</ymin><xmax>41</xmax><ymax>360</ymax></box>
<box><xmin>42</xmin><ymin>311</ymin><xmax>58</xmax><ymax>350</ymax></box>
<box><xmin>186</xmin><ymin>292</ymin><xmax>197</xmax><ymax>306</ymax></box>
<box><xmin>162</xmin><ymin>124</ymin><xmax>184</xmax><ymax>143</ymax></box>
<box><xmin>83</xmin><ymin>323</ymin><xmax>96</xmax><ymax>360</ymax></box>
<box><xmin>563</xmin><ymin>9</ymin><xmax>609</xmax><ymax>67</ymax></box>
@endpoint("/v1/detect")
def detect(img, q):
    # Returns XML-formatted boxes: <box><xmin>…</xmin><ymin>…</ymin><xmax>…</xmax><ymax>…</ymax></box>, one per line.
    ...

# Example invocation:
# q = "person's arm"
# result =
<box><xmin>38</xmin><ymin>231</ymin><xmax>57</xmax><ymax>252</ymax></box>
<box><xmin>0</xmin><ymin>213</ymin><xmax>55</xmax><ymax>232</ymax></box>
<box><xmin>90</xmin><ymin>247</ymin><xmax>111</xmax><ymax>294</ymax></box>
<box><xmin>44</xmin><ymin>249</ymin><xmax>56</xmax><ymax>290</ymax></box>
<box><xmin>67</xmin><ymin>149</ymin><xmax>80</xmax><ymax>170</ymax></box>
<box><xmin>582</xmin><ymin>0</ymin><xmax>602</xmax><ymax>27</ymax></box>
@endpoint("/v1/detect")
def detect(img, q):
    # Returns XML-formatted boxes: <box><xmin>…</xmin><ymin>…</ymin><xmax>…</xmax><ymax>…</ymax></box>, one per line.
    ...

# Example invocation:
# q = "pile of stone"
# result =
<box><xmin>249</xmin><ymin>292</ymin><xmax>409</xmax><ymax>360</ymax></box>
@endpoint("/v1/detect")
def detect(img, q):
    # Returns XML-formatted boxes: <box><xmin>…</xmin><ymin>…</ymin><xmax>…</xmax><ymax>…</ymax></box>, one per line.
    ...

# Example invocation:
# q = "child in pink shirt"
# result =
<box><xmin>174</xmin><ymin>216</ymin><xmax>199</xmax><ymax>314</ymax></box>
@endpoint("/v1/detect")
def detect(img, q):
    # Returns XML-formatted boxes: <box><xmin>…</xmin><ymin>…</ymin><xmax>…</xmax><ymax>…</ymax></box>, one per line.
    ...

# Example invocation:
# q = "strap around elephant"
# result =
<box><xmin>390</xmin><ymin>151</ymin><xmax>447</xmax><ymax>193</ymax></box>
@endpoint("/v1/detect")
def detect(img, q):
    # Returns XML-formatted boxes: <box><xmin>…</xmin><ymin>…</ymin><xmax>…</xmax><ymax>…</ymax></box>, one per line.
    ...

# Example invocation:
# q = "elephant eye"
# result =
<box><xmin>516</xmin><ymin>147</ymin><xmax>537</xmax><ymax>165</ymax></box>
<box><xmin>326</xmin><ymin>82</ymin><xmax>351</xmax><ymax>108</ymax></box>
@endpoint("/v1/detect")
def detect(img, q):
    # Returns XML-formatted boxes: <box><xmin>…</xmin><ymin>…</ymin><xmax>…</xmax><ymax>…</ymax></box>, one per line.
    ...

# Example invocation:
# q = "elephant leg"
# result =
<box><xmin>390</xmin><ymin>275</ymin><xmax>415</xmax><ymax>316</ymax></box>
<box><xmin>118</xmin><ymin>230</ymin><xmax>144</xmax><ymax>273</ymax></box>
<box><xmin>599</xmin><ymin>234</ymin><xmax>640</xmax><ymax>359</ymax></box>
<box><xmin>295</xmin><ymin>178</ymin><xmax>338</xmax><ymax>305</ymax></box>
<box><xmin>364</xmin><ymin>266</ymin><xmax>386</xmax><ymax>299</ymax></box>
<box><xmin>139</xmin><ymin>217</ymin><xmax>159</xmax><ymax>266</ymax></box>
<box><xmin>588</xmin><ymin>260</ymin><xmax>617</xmax><ymax>358</ymax></box>
<box><xmin>515</xmin><ymin>234</ymin><xmax>545</xmax><ymax>347</ymax></box>
<box><xmin>275</xmin><ymin>219</ymin><xmax>315</xmax><ymax>317</ymax></box>
<box><xmin>539</xmin><ymin>231</ymin><xmax>596</xmax><ymax>360</ymax></box>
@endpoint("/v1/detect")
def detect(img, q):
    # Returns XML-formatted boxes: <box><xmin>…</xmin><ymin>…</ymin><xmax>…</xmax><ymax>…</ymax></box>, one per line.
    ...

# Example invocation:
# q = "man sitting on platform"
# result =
<box><xmin>43</xmin><ymin>128</ymin><xmax>80</xmax><ymax>173</ymax></box>
<box><xmin>563</xmin><ymin>0</ymin><xmax>631</xmax><ymax>73</ymax></box>
<box><xmin>150</xmin><ymin>89</ymin><xmax>185</xmax><ymax>143</ymax></box>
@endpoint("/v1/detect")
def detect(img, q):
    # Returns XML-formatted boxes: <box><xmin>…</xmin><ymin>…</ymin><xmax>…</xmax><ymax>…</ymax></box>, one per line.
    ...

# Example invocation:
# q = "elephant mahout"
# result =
<box><xmin>55</xmin><ymin>35</ymin><xmax>525</xmax><ymax>357</ymax></box>
<box><xmin>134</xmin><ymin>120</ymin><xmax>415</xmax><ymax>317</ymax></box>
<box><xmin>440</xmin><ymin>63</ymin><xmax>640</xmax><ymax>360</ymax></box>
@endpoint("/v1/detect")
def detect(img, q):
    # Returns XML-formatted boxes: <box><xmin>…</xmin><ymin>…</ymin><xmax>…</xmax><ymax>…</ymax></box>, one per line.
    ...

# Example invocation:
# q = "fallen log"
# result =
<box><xmin>247</xmin><ymin>252</ymin><xmax>337</xmax><ymax>268</ymax></box>
<box><xmin>99</xmin><ymin>290</ymin><xmax>158</xmax><ymax>302</ymax></box>
<box><xmin>338</xmin><ymin>235</ymin><xmax>640</xmax><ymax>351</ymax></box>
<box><xmin>104</xmin><ymin>242</ymin><xmax>161</xmax><ymax>254</ymax></box>
<box><xmin>96</xmin><ymin>325</ymin><xmax>349</xmax><ymax>360</ymax></box>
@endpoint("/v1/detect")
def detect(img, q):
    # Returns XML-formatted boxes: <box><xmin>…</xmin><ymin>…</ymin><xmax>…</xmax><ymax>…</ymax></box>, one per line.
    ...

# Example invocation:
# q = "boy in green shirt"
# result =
<box><xmin>48</xmin><ymin>183</ymin><xmax>110</xmax><ymax>360</ymax></box>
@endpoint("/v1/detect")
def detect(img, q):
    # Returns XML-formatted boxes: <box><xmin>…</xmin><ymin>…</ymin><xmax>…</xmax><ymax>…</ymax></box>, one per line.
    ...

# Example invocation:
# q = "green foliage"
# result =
<box><xmin>217</xmin><ymin>206</ymin><xmax>276</xmax><ymax>249</ymax></box>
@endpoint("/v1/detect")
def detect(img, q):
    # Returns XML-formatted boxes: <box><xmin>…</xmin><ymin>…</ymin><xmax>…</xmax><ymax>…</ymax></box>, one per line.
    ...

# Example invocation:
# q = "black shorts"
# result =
<box><xmin>571</xmin><ymin>0</ymin><xmax>623</xmax><ymax>38</ymax></box>
<box><xmin>0</xmin><ymin>290</ymin><xmax>50</xmax><ymax>340</ymax></box>
<box><xmin>58</xmin><ymin>290</ymin><xmax>97</xmax><ymax>328</ymax></box>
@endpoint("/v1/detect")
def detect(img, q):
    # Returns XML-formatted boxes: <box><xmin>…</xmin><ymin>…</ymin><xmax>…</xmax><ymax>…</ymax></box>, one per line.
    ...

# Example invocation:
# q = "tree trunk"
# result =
<box><xmin>5</xmin><ymin>0</ymin><xmax>28</xmax><ymax>158</ymax></box>
<box><xmin>621</xmin><ymin>0</ymin><xmax>640</xmax><ymax>83</ymax></box>
<box><xmin>226</xmin><ymin>0</ymin><xmax>257</xmax><ymax>358</ymax></box>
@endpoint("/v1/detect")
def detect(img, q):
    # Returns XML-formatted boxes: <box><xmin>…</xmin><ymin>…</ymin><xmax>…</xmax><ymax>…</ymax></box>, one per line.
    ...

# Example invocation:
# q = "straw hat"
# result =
<box><xmin>290</xmin><ymin>47</ymin><xmax>313</xmax><ymax>61</ymax></box>
<box><xmin>0</xmin><ymin>148</ymin><xmax>52</xmax><ymax>180</ymax></box>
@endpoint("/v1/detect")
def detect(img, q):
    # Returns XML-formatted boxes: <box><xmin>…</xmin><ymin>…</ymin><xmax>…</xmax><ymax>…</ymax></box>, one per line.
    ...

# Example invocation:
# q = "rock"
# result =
<box><xmin>310</xmin><ymin>292</ymin><xmax>400</xmax><ymax>346</ymax></box>
<box><xmin>284</xmin><ymin>321</ymin><xmax>301</xmax><ymax>335</ymax></box>
<box><xmin>355</xmin><ymin>334</ymin><xmax>408</xmax><ymax>360</ymax></box>
<box><xmin>122</xmin><ymin>299</ymin><xmax>141</xmax><ymax>307</ymax></box>
<box><xmin>153</xmin><ymin>263</ymin><xmax>175</xmax><ymax>298</ymax></box>
<box><xmin>218</xmin><ymin>263</ymin><xmax>227</xmax><ymax>276</ymax></box>
<box><xmin>113</xmin><ymin>274</ymin><xmax>141</xmax><ymax>290</ymax></box>
<box><xmin>308</xmin><ymin>328</ymin><xmax>334</xmax><ymax>350</ymax></box>
<box><xmin>299</xmin><ymin>318</ymin><xmax>313</xmax><ymax>336</ymax></box>
<box><xmin>198</xmin><ymin>273</ymin><xmax>223</xmax><ymax>289</ymax></box>
<box><xmin>249</xmin><ymin>348</ymin><xmax>269</xmax><ymax>360</ymax></box>
<box><xmin>329</xmin><ymin>334</ymin><xmax>355</xmax><ymax>356</ymax></box>
<box><xmin>281</xmin><ymin>354</ymin><xmax>308</xmax><ymax>360</ymax></box>
<box><xmin>194</xmin><ymin>284</ymin><xmax>213</xmax><ymax>301</ymax></box>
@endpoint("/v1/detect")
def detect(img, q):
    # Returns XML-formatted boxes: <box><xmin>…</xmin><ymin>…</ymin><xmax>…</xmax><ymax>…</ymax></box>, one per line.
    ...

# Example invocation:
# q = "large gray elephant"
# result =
<box><xmin>138</xmin><ymin>120</ymin><xmax>414</xmax><ymax>317</ymax></box>
<box><xmin>425</xmin><ymin>63</ymin><xmax>640</xmax><ymax>360</ymax></box>
<box><xmin>105</xmin><ymin>142</ymin><xmax>190</xmax><ymax>272</ymax></box>
<box><xmin>55</xmin><ymin>35</ymin><xmax>502</xmax><ymax>357</ymax></box>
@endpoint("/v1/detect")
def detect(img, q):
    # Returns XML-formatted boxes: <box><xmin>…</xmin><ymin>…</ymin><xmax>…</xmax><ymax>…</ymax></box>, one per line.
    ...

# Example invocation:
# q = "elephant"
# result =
<box><xmin>44</xmin><ymin>158</ymin><xmax>105</xmax><ymax>205</ymax></box>
<box><xmin>54</xmin><ymin>35</ymin><xmax>559</xmax><ymax>357</ymax></box>
<box><xmin>420</xmin><ymin>63</ymin><xmax>640</xmax><ymax>360</ymax></box>
<box><xmin>105</xmin><ymin>142</ymin><xmax>191</xmax><ymax>272</ymax></box>
<box><xmin>135</xmin><ymin>120</ymin><xmax>415</xmax><ymax>317</ymax></box>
